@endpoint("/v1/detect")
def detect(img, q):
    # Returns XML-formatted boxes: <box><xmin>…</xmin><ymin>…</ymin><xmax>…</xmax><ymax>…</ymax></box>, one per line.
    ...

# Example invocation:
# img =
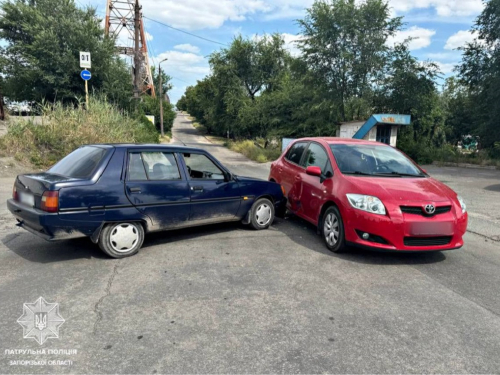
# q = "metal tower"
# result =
<box><xmin>105</xmin><ymin>0</ymin><xmax>156</xmax><ymax>97</ymax></box>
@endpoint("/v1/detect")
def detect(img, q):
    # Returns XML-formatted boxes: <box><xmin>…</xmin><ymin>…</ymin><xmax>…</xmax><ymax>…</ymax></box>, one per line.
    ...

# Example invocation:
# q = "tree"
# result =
<box><xmin>151</xmin><ymin>66</ymin><xmax>173</xmax><ymax>99</ymax></box>
<box><xmin>0</xmin><ymin>0</ymin><xmax>131</xmax><ymax>104</ymax></box>
<box><xmin>210</xmin><ymin>34</ymin><xmax>288</xmax><ymax>100</ymax></box>
<box><xmin>374</xmin><ymin>43</ymin><xmax>445</xmax><ymax>162</ymax></box>
<box><xmin>297</xmin><ymin>0</ymin><xmax>402</xmax><ymax>121</ymax></box>
<box><xmin>457</xmin><ymin>0</ymin><xmax>500</xmax><ymax>150</ymax></box>
<box><xmin>442</xmin><ymin>77</ymin><xmax>476</xmax><ymax>145</ymax></box>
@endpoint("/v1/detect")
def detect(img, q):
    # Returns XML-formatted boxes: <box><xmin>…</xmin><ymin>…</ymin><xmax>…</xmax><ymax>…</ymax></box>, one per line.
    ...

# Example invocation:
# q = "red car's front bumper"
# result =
<box><xmin>342</xmin><ymin>205</ymin><xmax>468</xmax><ymax>252</ymax></box>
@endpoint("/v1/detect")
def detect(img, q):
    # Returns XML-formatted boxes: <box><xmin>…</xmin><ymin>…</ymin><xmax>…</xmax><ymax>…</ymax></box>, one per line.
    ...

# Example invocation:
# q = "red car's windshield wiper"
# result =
<box><xmin>342</xmin><ymin>171</ymin><xmax>374</xmax><ymax>176</ymax></box>
<box><xmin>374</xmin><ymin>172</ymin><xmax>425</xmax><ymax>177</ymax></box>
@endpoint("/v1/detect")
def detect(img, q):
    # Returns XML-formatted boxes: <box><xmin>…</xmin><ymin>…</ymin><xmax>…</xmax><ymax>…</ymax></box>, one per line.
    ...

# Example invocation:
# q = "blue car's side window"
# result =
<box><xmin>128</xmin><ymin>152</ymin><xmax>182</xmax><ymax>181</ymax></box>
<box><xmin>182</xmin><ymin>153</ymin><xmax>225</xmax><ymax>180</ymax></box>
<box><xmin>129</xmin><ymin>153</ymin><xmax>148</xmax><ymax>181</ymax></box>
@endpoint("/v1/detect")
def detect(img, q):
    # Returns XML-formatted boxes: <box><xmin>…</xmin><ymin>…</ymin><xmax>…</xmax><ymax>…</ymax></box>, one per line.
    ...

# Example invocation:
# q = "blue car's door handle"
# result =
<box><xmin>191</xmin><ymin>186</ymin><xmax>204</xmax><ymax>192</ymax></box>
<box><xmin>129</xmin><ymin>187</ymin><xmax>141</xmax><ymax>193</ymax></box>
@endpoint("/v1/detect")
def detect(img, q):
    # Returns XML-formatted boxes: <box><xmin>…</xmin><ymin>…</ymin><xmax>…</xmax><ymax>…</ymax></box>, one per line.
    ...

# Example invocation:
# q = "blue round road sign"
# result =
<box><xmin>80</xmin><ymin>69</ymin><xmax>92</xmax><ymax>81</ymax></box>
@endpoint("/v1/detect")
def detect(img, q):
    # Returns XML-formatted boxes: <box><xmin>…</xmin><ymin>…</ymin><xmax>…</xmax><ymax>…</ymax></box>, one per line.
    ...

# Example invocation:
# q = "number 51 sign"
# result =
<box><xmin>80</xmin><ymin>51</ymin><xmax>91</xmax><ymax>69</ymax></box>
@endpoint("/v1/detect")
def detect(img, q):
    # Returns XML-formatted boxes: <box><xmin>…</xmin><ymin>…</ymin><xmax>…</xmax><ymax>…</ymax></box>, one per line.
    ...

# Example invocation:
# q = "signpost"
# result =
<box><xmin>80</xmin><ymin>69</ymin><xmax>91</xmax><ymax>109</ymax></box>
<box><xmin>80</xmin><ymin>52</ymin><xmax>91</xmax><ymax>69</ymax></box>
<box><xmin>80</xmin><ymin>52</ymin><xmax>92</xmax><ymax>109</ymax></box>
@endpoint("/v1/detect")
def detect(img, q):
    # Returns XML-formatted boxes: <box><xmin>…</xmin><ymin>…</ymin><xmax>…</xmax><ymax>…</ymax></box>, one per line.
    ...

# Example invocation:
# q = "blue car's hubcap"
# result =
<box><xmin>324</xmin><ymin>213</ymin><xmax>339</xmax><ymax>247</ymax></box>
<box><xmin>256</xmin><ymin>204</ymin><xmax>272</xmax><ymax>226</ymax></box>
<box><xmin>110</xmin><ymin>223</ymin><xmax>139</xmax><ymax>253</ymax></box>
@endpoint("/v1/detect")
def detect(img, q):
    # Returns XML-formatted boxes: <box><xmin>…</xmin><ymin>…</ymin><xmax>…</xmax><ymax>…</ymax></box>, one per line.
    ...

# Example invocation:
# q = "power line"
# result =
<box><xmin>143</xmin><ymin>15</ymin><xmax>228</xmax><ymax>47</ymax></box>
<box><xmin>171</xmin><ymin>77</ymin><xmax>191</xmax><ymax>84</ymax></box>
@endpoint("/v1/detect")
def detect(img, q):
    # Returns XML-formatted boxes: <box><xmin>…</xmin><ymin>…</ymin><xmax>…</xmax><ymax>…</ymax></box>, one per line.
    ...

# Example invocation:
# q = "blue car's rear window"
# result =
<box><xmin>48</xmin><ymin>146</ymin><xmax>109</xmax><ymax>179</ymax></box>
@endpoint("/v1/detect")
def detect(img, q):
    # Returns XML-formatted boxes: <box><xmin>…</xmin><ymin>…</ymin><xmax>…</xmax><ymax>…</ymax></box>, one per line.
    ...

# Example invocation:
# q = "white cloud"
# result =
<box><xmin>174</xmin><ymin>44</ymin><xmax>200</xmax><ymax>53</ymax></box>
<box><xmin>145</xmin><ymin>32</ymin><xmax>153</xmax><ymax>41</ymax></box>
<box><xmin>426</xmin><ymin>52</ymin><xmax>460</xmax><ymax>60</ymax></box>
<box><xmin>388</xmin><ymin>0</ymin><xmax>484</xmax><ymax>17</ymax></box>
<box><xmin>89</xmin><ymin>0</ymin><xmax>484</xmax><ymax>31</ymax></box>
<box><xmin>253</xmin><ymin>33</ymin><xmax>305</xmax><ymax>57</ymax></box>
<box><xmin>386</xmin><ymin>26</ymin><xmax>436</xmax><ymax>50</ymax></box>
<box><xmin>151</xmin><ymin>50</ymin><xmax>210</xmax><ymax>103</ymax></box>
<box><xmin>139</xmin><ymin>0</ymin><xmax>272</xmax><ymax>30</ymax></box>
<box><xmin>435</xmin><ymin>61</ymin><xmax>457</xmax><ymax>74</ymax></box>
<box><xmin>444</xmin><ymin>30</ymin><xmax>478</xmax><ymax>50</ymax></box>
<box><xmin>281</xmin><ymin>33</ymin><xmax>305</xmax><ymax>57</ymax></box>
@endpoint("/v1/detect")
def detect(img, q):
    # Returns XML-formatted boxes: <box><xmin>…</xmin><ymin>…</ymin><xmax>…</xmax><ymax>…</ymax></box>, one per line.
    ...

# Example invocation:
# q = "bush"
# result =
<box><xmin>0</xmin><ymin>97</ymin><xmax>159</xmax><ymax>168</ymax></box>
<box><xmin>226</xmin><ymin>140</ymin><xmax>281</xmax><ymax>163</ymax></box>
<box><xmin>137</xmin><ymin>96</ymin><xmax>176</xmax><ymax>133</ymax></box>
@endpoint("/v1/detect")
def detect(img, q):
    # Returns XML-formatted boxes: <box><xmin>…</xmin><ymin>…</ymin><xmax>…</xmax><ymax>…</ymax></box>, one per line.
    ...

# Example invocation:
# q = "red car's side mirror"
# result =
<box><xmin>306</xmin><ymin>166</ymin><xmax>322</xmax><ymax>177</ymax></box>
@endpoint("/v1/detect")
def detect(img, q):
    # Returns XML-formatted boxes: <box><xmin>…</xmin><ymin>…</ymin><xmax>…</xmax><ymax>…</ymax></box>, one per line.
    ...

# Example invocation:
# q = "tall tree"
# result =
<box><xmin>0</xmin><ymin>0</ymin><xmax>131</xmax><ymax>104</ymax></box>
<box><xmin>210</xmin><ymin>34</ymin><xmax>288</xmax><ymax>100</ymax></box>
<box><xmin>297</xmin><ymin>0</ymin><xmax>402</xmax><ymax>121</ymax></box>
<box><xmin>458</xmin><ymin>0</ymin><xmax>500</xmax><ymax>150</ymax></box>
<box><xmin>374</xmin><ymin>43</ymin><xmax>445</xmax><ymax>161</ymax></box>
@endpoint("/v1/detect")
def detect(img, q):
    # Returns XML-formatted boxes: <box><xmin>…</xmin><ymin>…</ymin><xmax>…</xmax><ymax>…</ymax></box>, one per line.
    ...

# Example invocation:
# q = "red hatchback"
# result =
<box><xmin>269</xmin><ymin>138</ymin><xmax>468</xmax><ymax>253</ymax></box>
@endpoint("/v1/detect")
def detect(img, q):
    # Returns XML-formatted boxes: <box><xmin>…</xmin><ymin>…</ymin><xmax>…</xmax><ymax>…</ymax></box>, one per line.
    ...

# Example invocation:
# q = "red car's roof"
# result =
<box><xmin>294</xmin><ymin>137</ymin><xmax>387</xmax><ymax>146</ymax></box>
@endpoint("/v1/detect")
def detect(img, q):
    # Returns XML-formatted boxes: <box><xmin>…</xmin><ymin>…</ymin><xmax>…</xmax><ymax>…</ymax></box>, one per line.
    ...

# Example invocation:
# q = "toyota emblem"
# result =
<box><xmin>424</xmin><ymin>204</ymin><xmax>436</xmax><ymax>214</ymax></box>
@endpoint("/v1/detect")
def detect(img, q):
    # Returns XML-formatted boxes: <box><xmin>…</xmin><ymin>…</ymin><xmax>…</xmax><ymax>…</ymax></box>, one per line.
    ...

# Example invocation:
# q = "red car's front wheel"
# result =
<box><xmin>322</xmin><ymin>206</ymin><xmax>347</xmax><ymax>253</ymax></box>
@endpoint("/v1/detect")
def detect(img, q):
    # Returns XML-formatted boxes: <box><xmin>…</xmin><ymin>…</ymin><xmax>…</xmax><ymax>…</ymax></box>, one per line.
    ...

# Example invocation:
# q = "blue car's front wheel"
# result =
<box><xmin>249</xmin><ymin>198</ymin><xmax>275</xmax><ymax>230</ymax></box>
<box><xmin>98</xmin><ymin>222</ymin><xmax>145</xmax><ymax>258</ymax></box>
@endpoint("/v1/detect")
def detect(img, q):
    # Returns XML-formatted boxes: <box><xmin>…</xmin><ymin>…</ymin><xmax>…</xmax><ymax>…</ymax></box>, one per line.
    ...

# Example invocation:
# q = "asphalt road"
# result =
<box><xmin>0</xmin><ymin>113</ymin><xmax>499</xmax><ymax>373</ymax></box>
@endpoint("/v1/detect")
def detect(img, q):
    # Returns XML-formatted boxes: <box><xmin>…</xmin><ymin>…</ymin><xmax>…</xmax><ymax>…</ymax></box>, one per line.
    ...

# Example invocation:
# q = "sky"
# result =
<box><xmin>82</xmin><ymin>0</ymin><xmax>484</xmax><ymax>104</ymax></box>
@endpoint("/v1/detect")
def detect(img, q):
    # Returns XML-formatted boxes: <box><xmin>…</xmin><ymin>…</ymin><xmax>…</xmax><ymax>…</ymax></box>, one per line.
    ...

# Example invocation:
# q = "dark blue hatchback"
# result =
<box><xmin>7</xmin><ymin>144</ymin><xmax>285</xmax><ymax>258</ymax></box>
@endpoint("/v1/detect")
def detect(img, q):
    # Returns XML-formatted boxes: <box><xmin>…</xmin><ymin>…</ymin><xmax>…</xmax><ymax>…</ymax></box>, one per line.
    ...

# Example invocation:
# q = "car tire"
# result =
<box><xmin>249</xmin><ymin>198</ymin><xmax>275</xmax><ymax>230</ymax></box>
<box><xmin>321</xmin><ymin>206</ymin><xmax>347</xmax><ymax>253</ymax></box>
<box><xmin>98</xmin><ymin>222</ymin><xmax>145</xmax><ymax>259</ymax></box>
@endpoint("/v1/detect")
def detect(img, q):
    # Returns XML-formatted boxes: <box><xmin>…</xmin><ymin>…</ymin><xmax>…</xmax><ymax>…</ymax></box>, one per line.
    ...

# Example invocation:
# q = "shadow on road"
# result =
<box><xmin>142</xmin><ymin>221</ymin><xmax>246</xmax><ymax>249</ymax></box>
<box><xmin>2</xmin><ymin>216</ymin><xmax>446</xmax><ymax>266</ymax></box>
<box><xmin>485</xmin><ymin>184</ymin><xmax>500</xmax><ymax>192</ymax></box>
<box><xmin>1</xmin><ymin>232</ymin><xmax>108</xmax><ymax>263</ymax></box>
<box><xmin>279</xmin><ymin>214</ymin><xmax>447</xmax><ymax>266</ymax></box>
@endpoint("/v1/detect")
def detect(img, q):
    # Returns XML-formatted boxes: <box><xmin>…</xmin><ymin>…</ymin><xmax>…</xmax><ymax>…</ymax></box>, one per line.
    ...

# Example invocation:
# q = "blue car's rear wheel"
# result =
<box><xmin>98</xmin><ymin>222</ymin><xmax>144</xmax><ymax>258</ymax></box>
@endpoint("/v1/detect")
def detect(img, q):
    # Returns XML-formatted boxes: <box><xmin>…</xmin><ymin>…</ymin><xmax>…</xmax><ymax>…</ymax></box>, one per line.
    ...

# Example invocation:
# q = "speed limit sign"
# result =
<box><xmin>80</xmin><ymin>51</ymin><xmax>91</xmax><ymax>69</ymax></box>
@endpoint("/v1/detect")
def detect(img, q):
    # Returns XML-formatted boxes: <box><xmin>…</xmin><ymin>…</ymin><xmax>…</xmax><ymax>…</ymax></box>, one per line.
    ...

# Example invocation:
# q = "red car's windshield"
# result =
<box><xmin>330</xmin><ymin>144</ymin><xmax>425</xmax><ymax>177</ymax></box>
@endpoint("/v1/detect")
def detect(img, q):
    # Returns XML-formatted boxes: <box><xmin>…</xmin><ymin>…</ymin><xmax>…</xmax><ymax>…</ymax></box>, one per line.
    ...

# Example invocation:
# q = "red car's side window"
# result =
<box><xmin>285</xmin><ymin>142</ymin><xmax>308</xmax><ymax>165</ymax></box>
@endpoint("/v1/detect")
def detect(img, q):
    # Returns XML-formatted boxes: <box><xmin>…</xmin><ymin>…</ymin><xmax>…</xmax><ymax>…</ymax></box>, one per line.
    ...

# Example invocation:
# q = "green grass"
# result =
<box><xmin>429</xmin><ymin>145</ymin><xmax>500</xmax><ymax>168</ymax></box>
<box><xmin>226</xmin><ymin>140</ymin><xmax>281</xmax><ymax>163</ymax></box>
<box><xmin>0</xmin><ymin>97</ymin><xmax>159</xmax><ymax>169</ymax></box>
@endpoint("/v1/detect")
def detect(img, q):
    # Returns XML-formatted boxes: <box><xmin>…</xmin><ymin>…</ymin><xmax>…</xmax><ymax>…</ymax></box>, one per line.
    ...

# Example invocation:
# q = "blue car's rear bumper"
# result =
<box><xmin>7</xmin><ymin>199</ymin><xmax>92</xmax><ymax>241</ymax></box>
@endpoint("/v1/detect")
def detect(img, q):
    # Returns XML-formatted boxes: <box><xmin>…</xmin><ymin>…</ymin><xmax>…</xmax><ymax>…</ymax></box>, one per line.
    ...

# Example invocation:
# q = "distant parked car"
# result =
<box><xmin>8</xmin><ymin>144</ymin><xmax>285</xmax><ymax>258</ymax></box>
<box><xmin>269</xmin><ymin>138</ymin><xmax>468</xmax><ymax>253</ymax></box>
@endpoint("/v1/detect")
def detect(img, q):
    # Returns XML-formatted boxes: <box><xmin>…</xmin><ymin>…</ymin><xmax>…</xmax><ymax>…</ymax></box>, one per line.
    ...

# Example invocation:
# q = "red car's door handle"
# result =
<box><xmin>278</xmin><ymin>168</ymin><xmax>283</xmax><ymax>173</ymax></box>
<box><xmin>295</xmin><ymin>176</ymin><xmax>301</xmax><ymax>181</ymax></box>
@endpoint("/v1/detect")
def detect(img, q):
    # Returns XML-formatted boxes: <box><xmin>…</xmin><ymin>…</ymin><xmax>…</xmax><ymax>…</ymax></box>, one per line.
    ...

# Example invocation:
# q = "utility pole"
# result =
<box><xmin>133</xmin><ymin>0</ymin><xmax>141</xmax><ymax>99</ymax></box>
<box><xmin>105</xmin><ymin>0</ymin><xmax>155</xmax><ymax>97</ymax></box>
<box><xmin>158</xmin><ymin>58</ymin><xmax>168</xmax><ymax>137</ymax></box>
<box><xmin>0</xmin><ymin>85</ymin><xmax>5</xmax><ymax>121</ymax></box>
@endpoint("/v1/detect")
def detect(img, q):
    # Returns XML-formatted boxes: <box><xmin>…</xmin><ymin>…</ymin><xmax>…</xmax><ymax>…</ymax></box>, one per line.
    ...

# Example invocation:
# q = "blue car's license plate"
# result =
<box><xmin>19</xmin><ymin>192</ymin><xmax>35</xmax><ymax>207</ymax></box>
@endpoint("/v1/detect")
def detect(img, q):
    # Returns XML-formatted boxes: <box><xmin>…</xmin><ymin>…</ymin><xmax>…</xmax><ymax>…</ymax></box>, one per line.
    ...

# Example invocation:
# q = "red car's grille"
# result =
<box><xmin>401</xmin><ymin>206</ymin><xmax>451</xmax><ymax>216</ymax></box>
<box><xmin>404</xmin><ymin>236</ymin><xmax>452</xmax><ymax>247</ymax></box>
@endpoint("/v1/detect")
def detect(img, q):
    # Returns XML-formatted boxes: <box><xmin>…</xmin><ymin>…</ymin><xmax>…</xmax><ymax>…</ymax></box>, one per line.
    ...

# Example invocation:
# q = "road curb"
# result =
<box><xmin>432</xmin><ymin>161</ymin><xmax>498</xmax><ymax>170</ymax></box>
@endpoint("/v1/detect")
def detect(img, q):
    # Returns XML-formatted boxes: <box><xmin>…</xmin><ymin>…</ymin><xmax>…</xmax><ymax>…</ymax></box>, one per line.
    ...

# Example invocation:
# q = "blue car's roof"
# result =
<box><xmin>86</xmin><ymin>144</ymin><xmax>205</xmax><ymax>153</ymax></box>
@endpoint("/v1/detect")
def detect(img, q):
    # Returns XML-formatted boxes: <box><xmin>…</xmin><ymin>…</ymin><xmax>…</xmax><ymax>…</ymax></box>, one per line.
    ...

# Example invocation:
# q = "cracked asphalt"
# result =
<box><xmin>0</xmin><ymin>113</ymin><xmax>500</xmax><ymax>373</ymax></box>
